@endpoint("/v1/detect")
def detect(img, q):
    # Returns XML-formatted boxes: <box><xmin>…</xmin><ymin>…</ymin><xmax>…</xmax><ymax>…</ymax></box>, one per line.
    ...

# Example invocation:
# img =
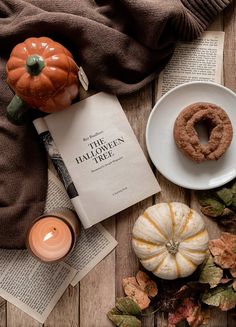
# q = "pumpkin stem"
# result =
<box><xmin>7</xmin><ymin>95</ymin><xmax>29</xmax><ymax>125</ymax></box>
<box><xmin>166</xmin><ymin>240</ymin><xmax>179</xmax><ymax>255</ymax></box>
<box><xmin>26</xmin><ymin>55</ymin><xmax>45</xmax><ymax>76</ymax></box>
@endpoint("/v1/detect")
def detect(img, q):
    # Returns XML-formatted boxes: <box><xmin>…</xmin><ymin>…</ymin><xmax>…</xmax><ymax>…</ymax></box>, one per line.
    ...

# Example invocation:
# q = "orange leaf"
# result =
<box><xmin>168</xmin><ymin>298</ymin><xmax>210</xmax><ymax>327</ymax></box>
<box><xmin>209</xmin><ymin>233</ymin><xmax>236</xmax><ymax>276</ymax></box>
<box><xmin>122</xmin><ymin>277</ymin><xmax>150</xmax><ymax>310</ymax></box>
<box><xmin>136</xmin><ymin>271</ymin><xmax>158</xmax><ymax>297</ymax></box>
<box><xmin>122</xmin><ymin>271</ymin><xmax>158</xmax><ymax>310</ymax></box>
<box><xmin>168</xmin><ymin>298</ymin><xmax>195</xmax><ymax>326</ymax></box>
<box><xmin>187</xmin><ymin>305</ymin><xmax>210</xmax><ymax>327</ymax></box>
<box><xmin>232</xmin><ymin>281</ymin><xmax>236</xmax><ymax>291</ymax></box>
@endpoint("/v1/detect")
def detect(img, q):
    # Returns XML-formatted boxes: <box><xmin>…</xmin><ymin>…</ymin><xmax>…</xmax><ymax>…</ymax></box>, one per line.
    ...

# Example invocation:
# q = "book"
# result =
<box><xmin>157</xmin><ymin>31</ymin><xmax>224</xmax><ymax>98</ymax></box>
<box><xmin>33</xmin><ymin>92</ymin><xmax>160</xmax><ymax>228</ymax></box>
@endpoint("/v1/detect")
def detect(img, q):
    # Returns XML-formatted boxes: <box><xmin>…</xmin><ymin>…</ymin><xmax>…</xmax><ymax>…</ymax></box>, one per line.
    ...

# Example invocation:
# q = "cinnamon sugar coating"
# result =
<box><xmin>173</xmin><ymin>102</ymin><xmax>233</xmax><ymax>162</ymax></box>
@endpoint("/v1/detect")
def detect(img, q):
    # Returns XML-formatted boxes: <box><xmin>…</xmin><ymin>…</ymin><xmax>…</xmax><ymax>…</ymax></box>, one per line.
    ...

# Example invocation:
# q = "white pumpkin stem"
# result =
<box><xmin>166</xmin><ymin>240</ymin><xmax>179</xmax><ymax>255</ymax></box>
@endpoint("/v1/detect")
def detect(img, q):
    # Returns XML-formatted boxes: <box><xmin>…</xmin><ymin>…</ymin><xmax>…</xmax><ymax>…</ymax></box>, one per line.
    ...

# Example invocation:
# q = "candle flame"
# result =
<box><xmin>43</xmin><ymin>231</ymin><xmax>54</xmax><ymax>242</ymax></box>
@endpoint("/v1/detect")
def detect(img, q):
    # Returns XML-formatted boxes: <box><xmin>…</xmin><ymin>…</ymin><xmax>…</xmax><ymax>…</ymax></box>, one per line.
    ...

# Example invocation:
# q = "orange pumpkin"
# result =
<box><xmin>6</xmin><ymin>37</ymin><xmax>79</xmax><ymax>123</ymax></box>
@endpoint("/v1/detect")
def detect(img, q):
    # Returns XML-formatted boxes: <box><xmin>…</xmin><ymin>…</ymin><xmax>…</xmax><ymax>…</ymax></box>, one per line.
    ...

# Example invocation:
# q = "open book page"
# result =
<box><xmin>157</xmin><ymin>31</ymin><xmax>225</xmax><ymax>98</ymax></box>
<box><xmin>67</xmin><ymin>224</ymin><xmax>117</xmax><ymax>286</ymax></box>
<box><xmin>0</xmin><ymin>171</ymin><xmax>117</xmax><ymax>323</ymax></box>
<box><xmin>46</xmin><ymin>170</ymin><xmax>118</xmax><ymax>286</ymax></box>
<box><xmin>0</xmin><ymin>249</ymin><xmax>76</xmax><ymax>323</ymax></box>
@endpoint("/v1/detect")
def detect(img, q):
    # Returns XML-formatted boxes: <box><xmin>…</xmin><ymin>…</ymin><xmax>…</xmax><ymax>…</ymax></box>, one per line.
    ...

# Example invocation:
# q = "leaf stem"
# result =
<box><xmin>141</xmin><ymin>306</ymin><xmax>161</xmax><ymax>317</ymax></box>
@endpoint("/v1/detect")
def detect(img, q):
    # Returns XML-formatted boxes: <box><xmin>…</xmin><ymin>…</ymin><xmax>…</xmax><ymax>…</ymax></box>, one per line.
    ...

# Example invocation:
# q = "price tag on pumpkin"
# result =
<box><xmin>78</xmin><ymin>66</ymin><xmax>89</xmax><ymax>91</ymax></box>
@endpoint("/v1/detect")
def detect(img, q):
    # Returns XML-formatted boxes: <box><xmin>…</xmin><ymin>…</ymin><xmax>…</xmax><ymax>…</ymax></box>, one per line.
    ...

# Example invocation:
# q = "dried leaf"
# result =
<box><xmin>231</xmin><ymin>194</ymin><xmax>236</xmax><ymax>210</ymax></box>
<box><xmin>136</xmin><ymin>271</ymin><xmax>158</xmax><ymax>297</ymax></box>
<box><xmin>174</xmin><ymin>282</ymin><xmax>210</xmax><ymax>300</ymax></box>
<box><xmin>107</xmin><ymin>298</ymin><xmax>141</xmax><ymax>327</ymax></box>
<box><xmin>198</xmin><ymin>181</ymin><xmax>236</xmax><ymax>216</ymax></box>
<box><xmin>220</xmin><ymin>278</ymin><xmax>233</xmax><ymax>284</ymax></box>
<box><xmin>216</xmin><ymin>188</ymin><xmax>233</xmax><ymax>206</ymax></box>
<box><xmin>168</xmin><ymin>298</ymin><xmax>195</xmax><ymax>327</ymax></box>
<box><xmin>122</xmin><ymin>277</ymin><xmax>150</xmax><ymax>310</ymax></box>
<box><xmin>209</xmin><ymin>233</ymin><xmax>236</xmax><ymax>277</ymax></box>
<box><xmin>233</xmin><ymin>281</ymin><xmax>236</xmax><ymax>291</ymax></box>
<box><xmin>231</xmin><ymin>182</ymin><xmax>236</xmax><ymax>194</ymax></box>
<box><xmin>221</xmin><ymin>208</ymin><xmax>235</xmax><ymax>216</ymax></box>
<box><xmin>158</xmin><ymin>282</ymin><xmax>209</xmax><ymax>313</ymax></box>
<box><xmin>115</xmin><ymin>297</ymin><xmax>141</xmax><ymax>315</ymax></box>
<box><xmin>198</xmin><ymin>191</ymin><xmax>214</xmax><ymax>206</ymax></box>
<box><xmin>187</xmin><ymin>305</ymin><xmax>210</xmax><ymax>327</ymax></box>
<box><xmin>218</xmin><ymin>209</ymin><xmax>236</xmax><ymax>233</ymax></box>
<box><xmin>202</xmin><ymin>284</ymin><xmax>236</xmax><ymax>311</ymax></box>
<box><xmin>231</xmin><ymin>267</ymin><xmax>236</xmax><ymax>278</ymax></box>
<box><xmin>199</xmin><ymin>255</ymin><xmax>223</xmax><ymax>288</ymax></box>
<box><xmin>122</xmin><ymin>271</ymin><xmax>158</xmax><ymax>310</ymax></box>
<box><xmin>107</xmin><ymin>312</ymin><xmax>141</xmax><ymax>327</ymax></box>
<box><xmin>168</xmin><ymin>298</ymin><xmax>209</xmax><ymax>327</ymax></box>
<box><xmin>201</xmin><ymin>200</ymin><xmax>225</xmax><ymax>217</ymax></box>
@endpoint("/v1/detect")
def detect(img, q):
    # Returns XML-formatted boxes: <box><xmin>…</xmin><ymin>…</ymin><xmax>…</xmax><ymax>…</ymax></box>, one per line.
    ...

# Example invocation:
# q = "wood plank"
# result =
<box><xmin>223</xmin><ymin>1</ymin><xmax>236</xmax><ymax>93</ymax></box>
<box><xmin>223</xmin><ymin>4</ymin><xmax>236</xmax><ymax>326</ymax></box>
<box><xmin>44</xmin><ymin>285</ymin><xmax>79</xmax><ymax>327</ymax></box>
<box><xmin>155</xmin><ymin>173</ymin><xmax>190</xmax><ymax>204</ymax></box>
<box><xmin>227</xmin><ymin>310</ymin><xmax>236</xmax><ymax>327</ymax></box>
<box><xmin>7</xmin><ymin>303</ymin><xmax>42</xmax><ymax>327</ymax></box>
<box><xmin>117</xmin><ymin>85</ymin><xmax>155</xmax><ymax>327</ymax></box>
<box><xmin>116</xmin><ymin>85</ymin><xmax>153</xmax><ymax>288</ymax></box>
<box><xmin>79</xmin><ymin>218</ymin><xmax>116</xmax><ymax>327</ymax></box>
<box><xmin>0</xmin><ymin>297</ymin><xmax>6</xmax><ymax>327</ymax></box>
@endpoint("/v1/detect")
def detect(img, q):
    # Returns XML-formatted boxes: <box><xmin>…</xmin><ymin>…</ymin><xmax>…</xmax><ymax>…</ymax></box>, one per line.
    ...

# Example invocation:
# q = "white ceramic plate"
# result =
<box><xmin>146</xmin><ymin>82</ymin><xmax>236</xmax><ymax>190</ymax></box>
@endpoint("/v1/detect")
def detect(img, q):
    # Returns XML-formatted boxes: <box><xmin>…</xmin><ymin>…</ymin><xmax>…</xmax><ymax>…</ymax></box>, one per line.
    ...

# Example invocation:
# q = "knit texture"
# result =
<box><xmin>0</xmin><ymin>0</ymin><xmax>233</xmax><ymax>248</ymax></box>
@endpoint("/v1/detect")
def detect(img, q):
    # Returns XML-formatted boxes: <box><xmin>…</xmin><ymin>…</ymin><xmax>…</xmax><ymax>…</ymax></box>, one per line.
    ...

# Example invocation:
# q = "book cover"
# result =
<box><xmin>35</xmin><ymin>92</ymin><xmax>160</xmax><ymax>228</ymax></box>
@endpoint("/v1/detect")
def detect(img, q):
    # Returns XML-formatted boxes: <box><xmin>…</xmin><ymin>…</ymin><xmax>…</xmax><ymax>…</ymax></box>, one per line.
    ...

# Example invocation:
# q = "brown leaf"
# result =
<box><xmin>168</xmin><ymin>298</ymin><xmax>209</xmax><ymax>327</ymax></box>
<box><xmin>157</xmin><ymin>282</ymin><xmax>209</xmax><ymax>313</ymax></box>
<box><xmin>122</xmin><ymin>271</ymin><xmax>158</xmax><ymax>310</ymax></box>
<box><xmin>198</xmin><ymin>191</ymin><xmax>225</xmax><ymax>217</ymax></box>
<box><xmin>233</xmin><ymin>281</ymin><xmax>236</xmax><ymax>291</ymax></box>
<box><xmin>217</xmin><ymin>211</ymin><xmax>236</xmax><ymax>234</ymax></box>
<box><xmin>168</xmin><ymin>298</ymin><xmax>194</xmax><ymax>327</ymax></box>
<box><xmin>174</xmin><ymin>282</ymin><xmax>210</xmax><ymax>300</ymax></box>
<box><xmin>220</xmin><ymin>278</ymin><xmax>233</xmax><ymax>284</ymax></box>
<box><xmin>187</xmin><ymin>306</ymin><xmax>210</xmax><ymax>327</ymax></box>
<box><xmin>122</xmin><ymin>277</ymin><xmax>150</xmax><ymax>310</ymax></box>
<box><xmin>230</xmin><ymin>267</ymin><xmax>236</xmax><ymax>278</ymax></box>
<box><xmin>136</xmin><ymin>271</ymin><xmax>158</xmax><ymax>297</ymax></box>
<box><xmin>209</xmin><ymin>233</ymin><xmax>236</xmax><ymax>276</ymax></box>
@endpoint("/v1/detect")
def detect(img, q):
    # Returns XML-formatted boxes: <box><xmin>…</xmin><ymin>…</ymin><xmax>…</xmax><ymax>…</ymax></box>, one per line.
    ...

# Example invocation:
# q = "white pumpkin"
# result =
<box><xmin>132</xmin><ymin>202</ymin><xmax>209</xmax><ymax>280</ymax></box>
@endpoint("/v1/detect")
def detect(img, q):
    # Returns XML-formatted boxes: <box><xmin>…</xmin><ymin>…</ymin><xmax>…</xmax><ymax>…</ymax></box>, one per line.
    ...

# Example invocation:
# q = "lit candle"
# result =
<box><xmin>26</xmin><ymin>209</ymin><xmax>79</xmax><ymax>263</ymax></box>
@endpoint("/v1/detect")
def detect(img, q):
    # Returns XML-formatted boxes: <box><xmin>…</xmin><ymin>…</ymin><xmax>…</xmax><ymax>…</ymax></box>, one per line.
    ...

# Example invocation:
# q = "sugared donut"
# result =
<box><xmin>173</xmin><ymin>102</ymin><xmax>233</xmax><ymax>162</ymax></box>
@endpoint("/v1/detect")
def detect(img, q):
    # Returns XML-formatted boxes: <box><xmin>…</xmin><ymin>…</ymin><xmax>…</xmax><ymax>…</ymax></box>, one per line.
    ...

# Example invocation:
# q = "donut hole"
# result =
<box><xmin>194</xmin><ymin>119</ymin><xmax>215</xmax><ymax>144</ymax></box>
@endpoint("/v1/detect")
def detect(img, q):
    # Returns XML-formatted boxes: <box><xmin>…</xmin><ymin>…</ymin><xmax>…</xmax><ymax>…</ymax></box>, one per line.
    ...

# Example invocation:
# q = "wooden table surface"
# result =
<box><xmin>1</xmin><ymin>3</ymin><xmax>236</xmax><ymax>327</ymax></box>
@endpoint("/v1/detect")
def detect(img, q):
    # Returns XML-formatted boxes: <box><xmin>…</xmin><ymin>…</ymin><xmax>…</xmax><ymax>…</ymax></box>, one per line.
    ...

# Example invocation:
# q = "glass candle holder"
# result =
<box><xmin>26</xmin><ymin>208</ymin><xmax>80</xmax><ymax>263</ymax></box>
